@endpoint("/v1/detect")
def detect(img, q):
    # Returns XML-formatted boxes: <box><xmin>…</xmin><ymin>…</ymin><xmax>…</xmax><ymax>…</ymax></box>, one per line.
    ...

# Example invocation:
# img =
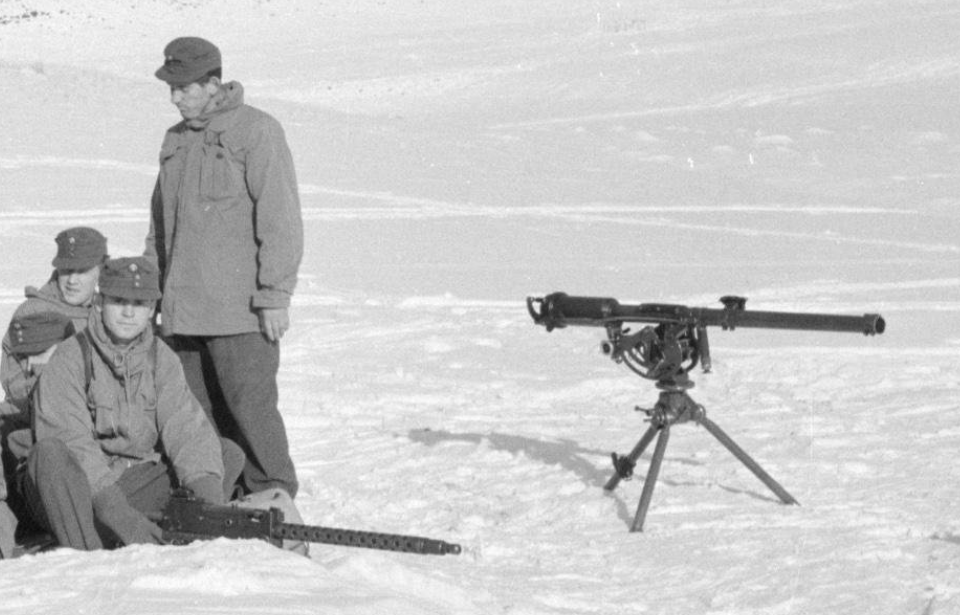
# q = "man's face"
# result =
<box><xmin>169</xmin><ymin>80</ymin><xmax>219</xmax><ymax>121</ymax></box>
<box><xmin>100</xmin><ymin>295</ymin><xmax>155</xmax><ymax>345</ymax></box>
<box><xmin>57</xmin><ymin>265</ymin><xmax>100</xmax><ymax>306</ymax></box>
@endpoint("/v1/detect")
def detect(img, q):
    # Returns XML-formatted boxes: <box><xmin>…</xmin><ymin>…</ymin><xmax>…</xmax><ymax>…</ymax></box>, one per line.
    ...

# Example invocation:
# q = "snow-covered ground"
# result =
<box><xmin>1</xmin><ymin>0</ymin><xmax>959</xmax><ymax>613</ymax></box>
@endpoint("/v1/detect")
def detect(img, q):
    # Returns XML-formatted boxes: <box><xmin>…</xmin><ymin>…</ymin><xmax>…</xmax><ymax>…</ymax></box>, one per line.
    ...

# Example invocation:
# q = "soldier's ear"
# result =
<box><xmin>204</xmin><ymin>77</ymin><xmax>221</xmax><ymax>94</ymax></box>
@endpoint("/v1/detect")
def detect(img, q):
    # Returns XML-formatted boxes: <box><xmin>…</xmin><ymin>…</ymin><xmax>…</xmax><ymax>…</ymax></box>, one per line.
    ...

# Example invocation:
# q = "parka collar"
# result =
<box><xmin>85</xmin><ymin>309</ymin><xmax>155</xmax><ymax>379</ymax></box>
<box><xmin>185</xmin><ymin>80</ymin><xmax>244</xmax><ymax>131</ymax></box>
<box><xmin>24</xmin><ymin>277</ymin><xmax>95</xmax><ymax>315</ymax></box>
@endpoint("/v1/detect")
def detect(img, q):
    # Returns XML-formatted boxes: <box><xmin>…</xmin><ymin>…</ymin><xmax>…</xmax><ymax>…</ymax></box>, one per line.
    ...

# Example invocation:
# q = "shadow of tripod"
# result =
<box><xmin>603</xmin><ymin>374</ymin><xmax>798</xmax><ymax>532</ymax></box>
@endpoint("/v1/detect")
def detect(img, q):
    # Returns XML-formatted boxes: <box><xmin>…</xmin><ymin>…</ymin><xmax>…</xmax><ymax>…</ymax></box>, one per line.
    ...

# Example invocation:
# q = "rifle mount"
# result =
<box><xmin>527</xmin><ymin>291</ymin><xmax>885</xmax><ymax>532</ymax></box>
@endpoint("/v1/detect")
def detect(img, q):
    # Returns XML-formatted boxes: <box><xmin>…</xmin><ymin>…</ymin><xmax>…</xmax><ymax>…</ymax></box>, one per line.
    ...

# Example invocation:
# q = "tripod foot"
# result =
<box><xmin>699</xmin><ymin>415</ymin><xmax>799</xmax><ymax>506</ymax></box>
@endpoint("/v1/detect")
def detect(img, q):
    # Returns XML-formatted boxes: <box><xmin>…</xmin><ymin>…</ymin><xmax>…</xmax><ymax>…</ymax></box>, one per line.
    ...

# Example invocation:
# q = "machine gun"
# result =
<box><xmin>156</xmin><ymin>490</ymin><xmax>462</xmax><ymax>556</ymax></box>
<box><xmin>527</xmin><ymin>292</ymin><xmax>885</xmax><ymax>532</ymax></box>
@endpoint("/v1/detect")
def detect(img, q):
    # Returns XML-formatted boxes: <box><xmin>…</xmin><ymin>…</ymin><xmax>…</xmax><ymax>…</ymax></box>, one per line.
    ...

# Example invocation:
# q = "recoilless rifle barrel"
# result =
<box><xmin>528</xmin><ymin>292</ymin><xmax>884</xmax><ymax>379</ymax></box>
<box><xmin>528</xmin><ymin>292</ymin><xmax>885</xmax><ymax>336</ymax></box>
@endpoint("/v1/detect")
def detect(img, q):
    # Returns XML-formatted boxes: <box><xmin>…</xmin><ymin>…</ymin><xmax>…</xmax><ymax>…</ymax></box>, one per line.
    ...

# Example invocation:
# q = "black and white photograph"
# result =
<box><xmin>1</xmin><ymin>1</ymin><xmax>958</xmax><ymax>613</ymax></box>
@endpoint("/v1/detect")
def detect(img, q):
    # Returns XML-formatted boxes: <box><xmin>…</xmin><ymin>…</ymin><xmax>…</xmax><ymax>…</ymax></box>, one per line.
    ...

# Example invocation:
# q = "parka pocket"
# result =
<box><xmin>158</xmin><ymin>142</ymin><xmax>187</xmax><ymax>189</ymax></box>
<box><xmin>200</xmin><ymin>142</ymin><xmax>243</xmax><ymax>203</ymax></box>
<box><xmin>92</xmin><ymin>405</ymin><xmax>120</xmax><ymax>439</ymax></box>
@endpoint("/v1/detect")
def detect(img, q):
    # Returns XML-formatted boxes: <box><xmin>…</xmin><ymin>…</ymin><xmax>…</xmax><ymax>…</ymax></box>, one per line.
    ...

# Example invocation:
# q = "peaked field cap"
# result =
<box><xmin>8</xmin><ymin>311</ymin><xmax>75</xmax><ymax>355</ymax></box>
<box><xmin>99</xmin><ymin>257</ymin><xmax>162</xmax><ymax>302</ymax></box>
<box><xmin>52</xmin><ymin>226</ymin><xmax>108</xmax><ymax>270</ymax></box>
<box><xmin>155</xmin><ymin>36</ymin><xmax>221</xmax><ymax>85</ymax></box>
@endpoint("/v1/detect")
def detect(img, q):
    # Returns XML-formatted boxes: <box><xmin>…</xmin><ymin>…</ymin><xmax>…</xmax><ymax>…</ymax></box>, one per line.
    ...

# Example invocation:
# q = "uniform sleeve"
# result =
<box><xmin>143</xmin><ymin>177</ymin><xmax>164</xmax><ymax>272</ymax></box>
<box><xmin>145</xmin><ymin>130</ymin><xmax>179</xmax><ymax>276</ymax></box>
<box><xmin>153</xmin><ymin>345</ymin><xmax>224</xmax><ymax>486</ymax></box>
<box><xmin>244</xmin><ymin>117</ymin><xmax>303</xmax><ymax>309</ymax></box>
<box><xmin>32</xmin><ymin>340</ymin><xmax>118</xmax><ymax>494</ymax></box>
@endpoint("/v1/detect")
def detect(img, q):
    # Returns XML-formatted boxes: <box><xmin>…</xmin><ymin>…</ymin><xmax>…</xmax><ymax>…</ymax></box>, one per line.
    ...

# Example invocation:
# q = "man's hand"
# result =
<box><xmin>93</xmin><ymin>485</ymin><xmax>165</xmax><ymax>546</ymax></box>
<box><xmin>258</xmin><ymin>307</ymin><xmax>290</xmax><ymax>343</ymax></box>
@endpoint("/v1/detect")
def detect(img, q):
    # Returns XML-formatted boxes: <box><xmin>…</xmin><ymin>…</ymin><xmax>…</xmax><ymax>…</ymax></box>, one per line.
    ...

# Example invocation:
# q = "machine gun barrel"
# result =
<box><xmin>527</xmin><ymin>292</ymin><xmax>885</xmax><ymax>336</ymax></box>
<box><xmin>157</xmin><ymin>490</ymin><xmax>461</xmax><ymax>556</ymax></box>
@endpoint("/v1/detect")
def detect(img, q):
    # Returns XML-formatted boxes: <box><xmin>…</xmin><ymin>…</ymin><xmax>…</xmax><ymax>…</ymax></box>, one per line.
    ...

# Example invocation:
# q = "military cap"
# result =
<box><xmin>52</xmin><ymin>227</ymin><xmax>108</xmax><ymax>270</ymax></box>
<box><xmin>7</xmin><ymin>311</ymin><xmax>75</xmax><ymax>355</ymax></box>
<box><xmin>98</xmin><ymin>257</ymin><xmax>162</xmax><ymax>302</ymax></box>
<box><xmin>155</xmin><ymin>36</ymin><xmax>221</xmax><ymax>86</ymax></box>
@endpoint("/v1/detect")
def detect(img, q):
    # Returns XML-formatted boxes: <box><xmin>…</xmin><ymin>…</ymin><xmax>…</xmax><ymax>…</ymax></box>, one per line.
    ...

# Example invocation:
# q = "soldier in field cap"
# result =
<box><xmin>155</xmin><ymin>37</ymin><xmax>222</xmax><ymax>88</ymax></box>
<box><xmin>0</xmin><ymin>310</ymin><xmax>75</xmax><ymax>559</ymax></box>
<box><xmin>1</xmin><ymin>227</ymin><xmax>108</xmax><ymax>442</ymax></box>
<box><xmin>145</xmin><ymin>36</ymin><xmax>303</xmax><ymax>517</ymax></box>
<box><xmin>0</xmin><ymin>227</ymin><xmax>107</xmax><ymax>556</ymax></box>
<box><xmin>19</xmin><ymin>256</ymin><xmax>244</xmax><ymax>551</ymax></box>
<box><xmin>7</xmin><ymin>312</ymin><xmax>75</xmax><ymax>359</ymax></box>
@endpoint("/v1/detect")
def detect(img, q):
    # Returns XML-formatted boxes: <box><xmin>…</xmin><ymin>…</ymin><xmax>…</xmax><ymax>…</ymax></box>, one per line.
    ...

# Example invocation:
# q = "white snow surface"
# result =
<box><xmin>1</xmin><ymin>0</ymin><xmax>959</xmax><ymax>613</ymax></box>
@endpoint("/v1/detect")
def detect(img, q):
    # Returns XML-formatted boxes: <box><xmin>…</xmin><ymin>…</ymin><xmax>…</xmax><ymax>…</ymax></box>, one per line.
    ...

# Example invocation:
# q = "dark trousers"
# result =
<box><xmin>168</xmin><ymin>333</ymin><xmax>298</xmax><ymax>498</ymax></box>
<box><xmin>19</xmin><ymin>438</ymin><xmax>244</xmax><ymax>550</ymax></box>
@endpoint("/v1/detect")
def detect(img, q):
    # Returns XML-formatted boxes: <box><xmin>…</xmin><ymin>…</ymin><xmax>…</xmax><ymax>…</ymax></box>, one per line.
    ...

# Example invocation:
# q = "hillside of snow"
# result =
<box><xmin>1</xmin><ymin>1</ymin><xmax>959</xmax><ymax>613</ymax></box>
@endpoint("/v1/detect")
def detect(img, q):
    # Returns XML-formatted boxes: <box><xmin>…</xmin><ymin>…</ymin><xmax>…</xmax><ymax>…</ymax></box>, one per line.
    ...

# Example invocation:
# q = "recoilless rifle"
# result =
<box><xmin>156</xmin><ymin>489</ymin><xmax>462</xmax><ymax>555</ymax></box>
<box><xmin>527</xmin><ymin>292</ymin><xmax>885</xmax><ymax>532</ymax></box>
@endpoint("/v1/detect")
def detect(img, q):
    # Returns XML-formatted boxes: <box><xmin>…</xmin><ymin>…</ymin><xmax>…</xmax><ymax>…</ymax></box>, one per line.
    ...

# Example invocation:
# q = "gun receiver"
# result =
<box><xmin>157</xmin><ymin>490</ymin><xmax>461</xmax><ymax>556</ymax></box>
<box><xmin>527</xmin><ymin>292</ymin><xmax>884</xmax><ymax>378</ymax></box>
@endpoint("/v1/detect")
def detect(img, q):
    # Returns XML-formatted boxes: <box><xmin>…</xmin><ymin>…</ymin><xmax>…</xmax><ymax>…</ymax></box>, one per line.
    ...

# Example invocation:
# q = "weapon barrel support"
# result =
<box><xmin>276</xmin><ymin>523</ymin><xmax>462</xmax><ymax>555</ymax></box>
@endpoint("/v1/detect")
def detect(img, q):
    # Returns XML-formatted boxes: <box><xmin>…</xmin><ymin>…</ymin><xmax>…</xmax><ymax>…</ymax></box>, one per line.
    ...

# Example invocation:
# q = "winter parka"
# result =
<box><xmin>144</xmin><ymin>81</ymin><xmax>303</xmax><ymax>336</ymax></box>
<box><xmin>32</xmin><ymin>310</ymin><xmax>224</xmax><ymax>496</ymax></box>
<box><xmin>1</xmin><ymin>277</ymin><xmax>93</xmax><ymax>420</ymax></box>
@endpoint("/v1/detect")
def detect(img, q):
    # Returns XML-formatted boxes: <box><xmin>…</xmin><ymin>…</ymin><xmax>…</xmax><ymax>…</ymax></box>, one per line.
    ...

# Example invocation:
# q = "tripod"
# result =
<box><xmin>603</xmin><ymin>374</ymin><xmax>799</xmax><ymax>532</ymax></box>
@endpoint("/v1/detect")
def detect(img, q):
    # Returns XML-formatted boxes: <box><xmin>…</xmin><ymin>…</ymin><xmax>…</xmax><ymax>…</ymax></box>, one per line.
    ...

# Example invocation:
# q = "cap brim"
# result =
<box><xmin>100</xmin><ymin>289</ymin><xmax>162</xmax><ymax>302</ymax></box>
<box><xmin>52</xmin><ymin>256</ymin><xmax>104</xmax><ymax>271</ymax></box>
<box><xmin>11</xmin><ymin>340</ymin><xmax>58</xmax><ymax>356</ymax></box>
<box><xmin>155</xmin><ymin>64</ymin><xmax>219</xmax><ymax>86</ymax></box>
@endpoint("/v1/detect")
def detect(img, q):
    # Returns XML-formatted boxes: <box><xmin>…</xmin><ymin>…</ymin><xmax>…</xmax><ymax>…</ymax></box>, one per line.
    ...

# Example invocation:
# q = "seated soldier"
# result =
<box><xmin>0</xmin><ymin>312</ymin><xmax>75</xmax><ymax>558</ymax></box>
<box><xmin>20</xmin><ymin>256</ymin><xmax>243</xmax><ymax>550</ymax></box>
<box><xmin>1</xmin><ymin>312</ymin><xmax>76</xmax><ymax>450</ymax></box>
<box><xmin>1</xmin><ymin>227</ymin><xmax>107</xmax><ymax>418</ymax></box>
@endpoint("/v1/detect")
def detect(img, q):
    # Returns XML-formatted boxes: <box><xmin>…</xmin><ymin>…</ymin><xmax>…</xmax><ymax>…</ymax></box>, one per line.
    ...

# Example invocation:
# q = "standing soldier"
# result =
<box><xmin>146</xmin><ymin>37</ymin><xmax>304</xmax><ymax>510</ymax></box>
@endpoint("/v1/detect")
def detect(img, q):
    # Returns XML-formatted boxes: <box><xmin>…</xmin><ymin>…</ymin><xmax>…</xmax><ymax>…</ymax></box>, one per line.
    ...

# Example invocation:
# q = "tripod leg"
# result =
<box><xmin>630</xmin><ymin>425</ymin><xmax>670</xmax><ymax>532</ymax></box>
<box><xmin>604</xmin><ymin>424</ymin><xmax>659</xmax><ymax>492</ymax></box>
<box><xmin>698</xmin><ymin>416</ymin><xmax>799</xmax><ymax>505</ymax></box>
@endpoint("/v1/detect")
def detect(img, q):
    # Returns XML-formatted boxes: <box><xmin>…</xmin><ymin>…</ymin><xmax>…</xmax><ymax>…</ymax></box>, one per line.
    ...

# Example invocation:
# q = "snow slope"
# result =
<box><xmin>1</xmin><ymin>0</ymin><xmax>959</xmax><ymax>613</ymax></box>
